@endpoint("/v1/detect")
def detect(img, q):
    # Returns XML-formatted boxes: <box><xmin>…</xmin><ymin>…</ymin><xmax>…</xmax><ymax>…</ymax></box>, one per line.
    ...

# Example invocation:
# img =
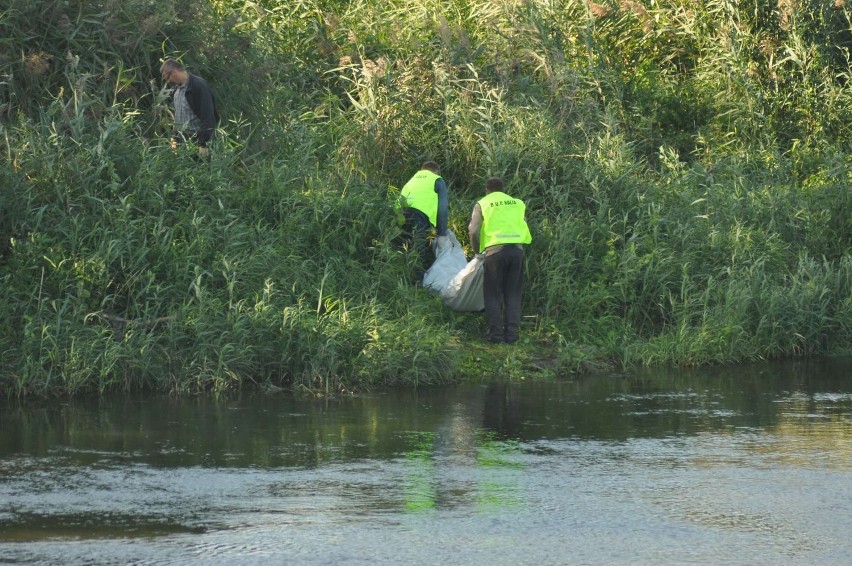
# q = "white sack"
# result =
<box><xmin>422</xmin><ymin>231</ymin><xmax>467</xmax><ymax>292</ymax></box>
<box><xmin>440</xmin><ymin>254</ymin><xmax>484</xmax><ymax>311</ymax></box>
<box><xmin>423</xmin><ymin>230</ymin><xmax>484</xmax><ymax>312</ymax></box>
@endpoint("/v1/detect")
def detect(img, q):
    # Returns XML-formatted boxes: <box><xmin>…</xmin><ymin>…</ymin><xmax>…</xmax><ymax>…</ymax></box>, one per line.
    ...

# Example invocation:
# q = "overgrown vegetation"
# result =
<box><xmin>1</xmin><ymin>0</ymin><xmax>850</xmax><ymax>397</ymax></box>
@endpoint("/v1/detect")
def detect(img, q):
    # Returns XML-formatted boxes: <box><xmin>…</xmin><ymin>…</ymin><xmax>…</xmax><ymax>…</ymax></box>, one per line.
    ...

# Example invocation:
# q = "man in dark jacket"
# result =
<box><xmin>160</xmin><ymin>58</ymin><xmax>219</xmax><ymax>159</ymax></box>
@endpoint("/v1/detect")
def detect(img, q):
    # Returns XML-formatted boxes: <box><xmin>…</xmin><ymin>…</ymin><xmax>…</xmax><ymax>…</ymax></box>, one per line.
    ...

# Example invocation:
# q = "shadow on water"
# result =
<box><xmin>481</xmin><ymin>356</ymin><xmax>852</xmax><ymax>441</ymax></box>
<box><xmin>1</xmin><ymin>358</ymin><xmax>850</xmax><ymax>563</ymax></box>
<box><xmin>1</xmin><ymin>512</ymin><xmax>206</xmax><ymax>542</ymax></box>
<box><xmin>4</xmin><ymin>358</ymin><xmax>849</xmax><ymax>463</ymax></box>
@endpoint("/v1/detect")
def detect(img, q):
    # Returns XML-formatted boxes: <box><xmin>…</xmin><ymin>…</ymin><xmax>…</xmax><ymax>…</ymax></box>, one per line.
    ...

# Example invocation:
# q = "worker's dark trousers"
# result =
<box><xmin>402</xmin><ymin>209</ymin><xmax>433</xmax><ymax>280</ymax></box>
<box><xmin>483</xmin><ymin>245</ymin><xmax>525</xmax><ymax>343</ymax></box>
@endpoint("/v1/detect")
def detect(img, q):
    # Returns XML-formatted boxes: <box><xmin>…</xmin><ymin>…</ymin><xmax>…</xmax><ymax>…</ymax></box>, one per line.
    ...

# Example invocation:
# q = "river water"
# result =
<box><xmin>1</xmin><ymin>358</ymin><xmax>850</xmax><ymax>565</ymax></box>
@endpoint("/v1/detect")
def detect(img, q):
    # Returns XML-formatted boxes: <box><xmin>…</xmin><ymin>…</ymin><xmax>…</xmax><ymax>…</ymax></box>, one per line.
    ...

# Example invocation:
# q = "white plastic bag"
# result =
<box><xmin>422</xmin><ymin>232</ymin><xmax>467</xmax><ymax>292</ymax></box>
<box><xmin>441</xmin><ymin>254</ymin><xmax>484</xmax><ymax>311</ymax></box>
<box><xmin>423</xmin><ymin>230</ymin><xmax>484</xmax><ymax>312</ymax></box>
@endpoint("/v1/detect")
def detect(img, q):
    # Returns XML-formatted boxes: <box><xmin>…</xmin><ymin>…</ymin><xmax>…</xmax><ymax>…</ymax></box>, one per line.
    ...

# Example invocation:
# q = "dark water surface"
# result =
<box><xmin>1</xmin><ymin>359</ymin><xmax>851</xmax><ymax>564</ymax></box>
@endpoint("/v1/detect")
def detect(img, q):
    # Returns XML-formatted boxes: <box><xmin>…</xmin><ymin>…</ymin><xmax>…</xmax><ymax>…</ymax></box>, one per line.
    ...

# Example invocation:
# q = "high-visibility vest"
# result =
<box><xmin>400</xmin><ymin>170</ymin><xmax>441</xmax><ymax>227</ymax></box>
<box><xmin>478</xmin><ymin>191</ymin><xmax>532</xmax><ymax>252</ymax></box>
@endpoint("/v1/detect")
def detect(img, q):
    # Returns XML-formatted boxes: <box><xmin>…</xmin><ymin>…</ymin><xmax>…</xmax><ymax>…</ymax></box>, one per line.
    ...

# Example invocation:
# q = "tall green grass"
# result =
<box><xmin>1</xmin><ymin>0</ymin><xmax>850</xmax><ymax>397</ymax></box>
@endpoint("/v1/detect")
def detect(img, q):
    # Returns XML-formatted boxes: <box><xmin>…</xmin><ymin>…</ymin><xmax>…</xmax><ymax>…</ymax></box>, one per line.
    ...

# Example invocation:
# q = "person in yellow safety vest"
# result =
<box><xmin>398</xmin><ymin>161</ymin><xmax>449</xmax><ymax>280</ymax></box>
<box><xmin>468</xmin><ymin>177</ymin><xmax>532</xmax><ymax>344</ymax></box>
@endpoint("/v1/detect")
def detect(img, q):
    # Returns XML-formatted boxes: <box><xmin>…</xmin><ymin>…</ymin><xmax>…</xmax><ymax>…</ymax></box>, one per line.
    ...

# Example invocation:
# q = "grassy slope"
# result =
<box><xmin>0</xmin><ymin>0</ymin><xmax>850</xmax><ymax>397</ymax></box>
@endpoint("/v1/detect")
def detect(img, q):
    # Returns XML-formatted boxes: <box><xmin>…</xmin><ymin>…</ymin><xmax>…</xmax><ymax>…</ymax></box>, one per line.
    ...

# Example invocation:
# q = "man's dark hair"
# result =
<box><xmin>485</xmin><ymin>177</ymin><xmax>504</xmax><ymax>192</ymax></box>
<box><xmin>421</xmin><ymin>161</ymin><xmax>440</xmax><ymax>174</ymax></box>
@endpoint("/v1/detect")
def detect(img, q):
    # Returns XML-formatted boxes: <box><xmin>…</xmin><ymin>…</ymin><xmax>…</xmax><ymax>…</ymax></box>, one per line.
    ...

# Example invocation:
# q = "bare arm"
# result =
<box><xmin>468</xmin><ymin>202</ymin><xmax>483</xmax><ymax>254</ymax></box>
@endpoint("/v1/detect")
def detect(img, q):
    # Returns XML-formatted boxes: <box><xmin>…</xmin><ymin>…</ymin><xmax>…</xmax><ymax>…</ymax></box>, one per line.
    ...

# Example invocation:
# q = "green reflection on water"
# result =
<box><xmin>403</xmin><ymin>431</ymin><xmax>437</xmax><ymax>512</ymax></box>
<box><xmin>474</xmin><ymin>434</ymin><xmax>523</xmax><ymax>511</ymax></box>
<box><xmin>398</xmin><ymin>430</ymin><xmax>526</xmax><ymax>513</ymax></box>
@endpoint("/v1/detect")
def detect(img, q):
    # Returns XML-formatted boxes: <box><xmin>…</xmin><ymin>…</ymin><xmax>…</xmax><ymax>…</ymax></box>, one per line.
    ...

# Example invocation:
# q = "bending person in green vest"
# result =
<box><xmin>398</xmin><ymin>161</ymin><xmax>449</xmax><ymax>279</ymax></box>
<box><xmin>468</xmin><ymin>177</ymin><xmax>532</xmax><ymax>344</ymax></box>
